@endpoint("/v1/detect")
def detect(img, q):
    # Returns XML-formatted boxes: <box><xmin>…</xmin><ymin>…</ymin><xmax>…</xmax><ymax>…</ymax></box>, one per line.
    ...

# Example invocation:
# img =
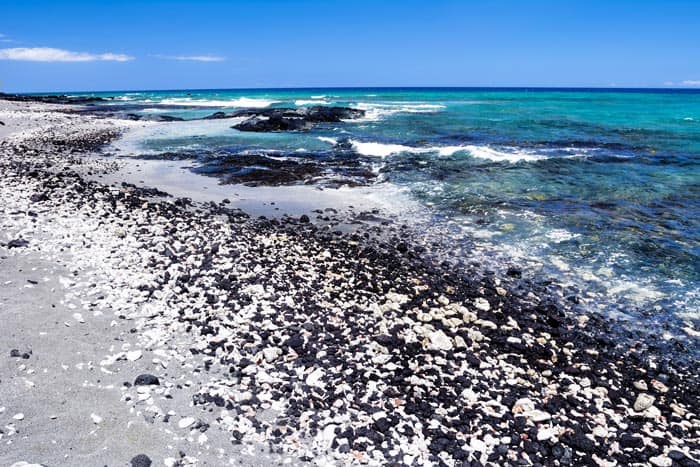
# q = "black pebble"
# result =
<box><xmin>134</xmin><ymin>374</ymin><xmax>160</xmax><ymax>386</ymax></box>
<box><xmin>619</xmin><ymin>433</ymin><xmax>644</xmax><ymax>449</ymax></box>
<box><xmin>130</xmin><ymin>454</ymin><xmax>152</xmax><ymax>467</ymax></box>
<box><xmin>7</xmin><ymin>239</ymin><xmax>29</xmax><ymax>248</ymax></box>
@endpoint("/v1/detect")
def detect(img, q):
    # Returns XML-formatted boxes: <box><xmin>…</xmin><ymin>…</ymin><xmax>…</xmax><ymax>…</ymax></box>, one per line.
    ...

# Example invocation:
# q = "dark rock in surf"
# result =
<box><xmin>203</xmin><ymin>111</ymin><xmax>229</xmax><ymax>119</ymax></box>
<box><xmin>231</xmin><ymin>106</ymin><xmax>365</xmax><ymax>132</ymax></box>
<box><xmin>158</xmin><ymin>115</ymin><xmax>185</xmax><ymax>122</ymax></box>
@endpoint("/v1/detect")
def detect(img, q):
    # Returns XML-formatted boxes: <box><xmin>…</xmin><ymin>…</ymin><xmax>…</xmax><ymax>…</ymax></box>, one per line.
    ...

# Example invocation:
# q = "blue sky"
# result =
<box><xmin>1</xmin><ymin>0</ymin><xmax>699</xmax><ymax>92</ymax></box>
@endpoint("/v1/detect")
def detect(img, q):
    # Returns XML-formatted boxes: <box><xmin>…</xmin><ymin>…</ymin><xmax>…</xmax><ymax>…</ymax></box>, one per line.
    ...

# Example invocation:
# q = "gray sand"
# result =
<box><xmin>0</xmin><ymin>100</ymin><xmax>294</xmax><ymax>466</ymax></box>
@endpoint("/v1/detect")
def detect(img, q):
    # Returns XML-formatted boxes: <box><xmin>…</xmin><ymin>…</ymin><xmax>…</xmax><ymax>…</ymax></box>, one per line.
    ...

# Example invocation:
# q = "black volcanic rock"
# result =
<box><xmin>203</xmin><ymin>111</ymin><xmax>229</xmax><ymax>119</ymax></box>
<box><xmin>158</xmin><ymin>115</ymin><xmax>185</xmax><ymax>122</ymax></box>
<box><xmin>134</xmin><ymin>374</ymin><xmax>161</xmax><ymax>386</ymax></box>
<box><xmin>130</xmin><ymin>454</ymin><xmax>153</xmax><ymax>467</ymax></box>
<box><xmin>232</xmin><ymin>106</ymin><xmax>365</xmax><ymax>132</ymax></box>
<box><xmin>7</xmin><ymin>238</ymin><xmax>29</xmax><ymax>248</ymax></box>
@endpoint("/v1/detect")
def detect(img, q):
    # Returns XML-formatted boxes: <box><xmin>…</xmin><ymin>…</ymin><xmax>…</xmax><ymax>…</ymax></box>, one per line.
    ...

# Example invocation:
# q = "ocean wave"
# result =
<box><xmin>464</xmin><ymin>145</ymin><xmax>547</xmax><ymax>162</ymax></box>
<box><xmin>317</xmin><ymin>136</ymin><xmax>338</xmax><ymax>145</ymax></box>
<box><xmin>350</xmin><ymin>141</ymin><xmax>425</xmax><ymax>157</ymax></box>
<box><xmin>159</xmin><ymin>97</ymin><xmax>278</xmax><ymax>108</ymax></box>
<box><xmin>352</xmin><ymin>102</ymin><xmax>446</xmax><ymax>121</ymax></box>
<box><xmin>317</xmin><ymin>137</ymin><xmax>585</xmax><ymax>162</ymax></box>
<box><xmin>295</xmin><ymin>99</ymin><xmax>332</xmax><ymax>106</ymax></box>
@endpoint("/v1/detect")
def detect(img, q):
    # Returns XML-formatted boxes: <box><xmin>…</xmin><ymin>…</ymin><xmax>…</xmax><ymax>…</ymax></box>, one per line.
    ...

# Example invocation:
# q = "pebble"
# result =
<box><xmin>13</xmin><ymin>413</ymin><xmax>25</xmax><ymax>421</ymax></box>
<box><xmin>537</xmin><ymin>427</ymin><xmax>557</xmax><ymax>441</ymax></box>
<box><xmin>134</xmin><ymin>374</ymin><xmax>160</xmax><ymax>386</ymax></box>
<box><xmin>633</xmin><ymin>380</ymin><xmax>648</xmax><ymax>391</ymax></box>
<box><xmin>178</xmin><ymin>417</ymin><xmax>196</xmax><ymax>429</ymax></box>
<box><xmin>130</xmin><ymin>454</ymin><xmax>153</xmax><ymax>467</ymax></box>
<box><xmin>512</xmin><ymin>398</ymin><xmax>535</xmax><ymax>414</ymax></box>
<box><xmin>649</xmin><ymin>455</ymin><xmax>673</xmax><ymax>467</ymax></box>
<box><xmin>428</xmin><ymin>330</ymin><xmax>453</xmax><ymax>351</ymax></box>
<box><xmin>633</xmin><ymin>393</ymin><xmax>655</xmax><ymax>411</ymax></box>
<box><xmin>306</xmin><ymin>368</ymin><xmax>325</xmax><ymax>388</ymax></box>
<box><xmin>262</xmin><ymin>347</ymin><xmax>282</xmax><ymax>362</ymax></box>
<box><xmin>474</xmin><ymin>297</ymin><xmax>490</xmax><ymax>311</ymax></box>
<box><xmin>90</xmin><ymin>413</ymin><xmax>103</xmax><ymax>424</ymax></box>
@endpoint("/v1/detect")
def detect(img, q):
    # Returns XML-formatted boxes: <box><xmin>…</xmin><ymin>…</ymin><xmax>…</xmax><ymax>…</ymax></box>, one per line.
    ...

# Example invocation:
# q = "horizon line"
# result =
<box><xmin>8</xmin><ymin>85</ymin><xmax>700</xmax><ymax>95</ymax></box>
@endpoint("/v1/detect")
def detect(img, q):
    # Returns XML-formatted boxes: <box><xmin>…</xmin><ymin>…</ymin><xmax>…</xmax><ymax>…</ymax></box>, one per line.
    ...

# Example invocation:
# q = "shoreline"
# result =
<box><xmin>1</xmin><ymin>99</ymin><xmax>698</xmax><ymax>466</ymax></box>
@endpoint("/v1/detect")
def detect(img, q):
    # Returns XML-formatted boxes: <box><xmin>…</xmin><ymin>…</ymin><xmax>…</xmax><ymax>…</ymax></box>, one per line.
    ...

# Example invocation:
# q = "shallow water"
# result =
<box><xmin>81</xmin><ymin>87</ymin><xmax>700</xmax><ymax>336</ymax></box>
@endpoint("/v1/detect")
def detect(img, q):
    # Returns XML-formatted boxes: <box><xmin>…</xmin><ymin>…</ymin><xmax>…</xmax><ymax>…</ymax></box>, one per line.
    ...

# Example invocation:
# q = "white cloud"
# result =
<box><xmin>155</xmin><ymin>54</ymin><xmax>225</xmax><ymax>62</ymax></box>
<box><xmin>0</xmin><ymin>47</ymin><xmax>133</xmax><ymax>62</ymax></box>
<box><xmin>681</xmin><ymin>80</ymin><xmax>700</xmax><ymax>87</ymax></box>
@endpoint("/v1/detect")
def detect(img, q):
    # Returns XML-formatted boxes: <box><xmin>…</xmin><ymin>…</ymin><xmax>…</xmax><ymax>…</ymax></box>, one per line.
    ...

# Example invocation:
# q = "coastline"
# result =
<box><xmin>1</xmin><ymin>98</ymin><xmax>698</xmax><ymax>466</ymax></box>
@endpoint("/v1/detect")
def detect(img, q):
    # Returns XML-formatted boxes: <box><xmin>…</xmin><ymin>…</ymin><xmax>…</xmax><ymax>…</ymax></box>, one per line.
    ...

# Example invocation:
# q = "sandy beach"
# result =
<box><xmin>1</xmin><ymin>98</ymin><xmax>698</xmax><ymax>467</ymax></box>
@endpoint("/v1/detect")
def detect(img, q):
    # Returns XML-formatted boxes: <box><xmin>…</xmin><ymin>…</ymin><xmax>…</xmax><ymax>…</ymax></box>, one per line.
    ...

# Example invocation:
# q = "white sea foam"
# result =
<box><xmin>159</xmin><ymin>97</ymin><xmax>277</xmax><ymax>108</ymax></box>
<box><xmin>352</xmin><ymin>102</ymin><xmax>446</xmax><ymax>121</ymax></box>
<box><xmin>350</xmin><ymin>140</ymin><xmax>431</xmax><ymax>157</ymax></box>
<box><xmin>317</xmin><ymin>136</ymin><xmax>338</xmax><ymax>145</ymax></box>
<box><xmin>464</xmin><ymin>145</ymin><xmax>547</xmax><ymax>162</ymax></box>
<box><xmin>140</xmin><ymin>108</ymin><xmax>172</xmax><ymax>113</ymax></box>
<box><xmin>295</xmin><ymin>99</ymin><xmax>331</xmax><ymax>106</ymax></box>
<box><xmin>348</xmin><ymin>140</ymin><xmax>550</xmax><ymax>161</ymax></box>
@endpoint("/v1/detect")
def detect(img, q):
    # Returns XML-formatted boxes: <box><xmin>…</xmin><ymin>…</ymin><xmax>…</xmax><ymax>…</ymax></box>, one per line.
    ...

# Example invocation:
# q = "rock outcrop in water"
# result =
<box><xmin>231</xmin><ymin>106</ymin><xmax>365</xmax><ymax>132</ymax></box>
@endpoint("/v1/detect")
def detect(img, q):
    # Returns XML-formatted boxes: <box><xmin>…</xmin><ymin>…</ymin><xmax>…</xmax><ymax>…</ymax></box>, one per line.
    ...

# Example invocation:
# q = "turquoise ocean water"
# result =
<box><xmin>69</xmin><ymin>88</ymin><xmax>700</xmax><ymax>338</ymax></box>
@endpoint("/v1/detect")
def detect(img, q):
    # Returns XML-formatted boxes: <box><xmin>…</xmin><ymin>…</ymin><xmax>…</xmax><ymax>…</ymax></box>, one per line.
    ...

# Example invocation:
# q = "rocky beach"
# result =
<box><xmin>1</xmin><ymin>97</ymin><xmax>698</xmax><ymax>467</ymax></box>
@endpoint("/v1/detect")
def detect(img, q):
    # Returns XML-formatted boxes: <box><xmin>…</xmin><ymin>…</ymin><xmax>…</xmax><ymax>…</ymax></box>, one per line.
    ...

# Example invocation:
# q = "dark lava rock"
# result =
<box><xmin>130</xmin><ymin>454</ymin><xmax>153</xmax><ymax>467</ymax></box>
<box><xmin>158</xmin><ymin>115</ymin><xmax>185</xmax><ymax>122</ymax></box>
<box><xmin>299</xmin><ymin>214</ymin><xmax>310</xmax><ymax>224</ymax></box>
<box><xmin>10</xmin><ymin>349</ymin><xmax>31</xmax><ymax>359</ymax></box>
<box><xmin>234</xmin><ymin>115</ymin><xmax>307</xmax><ymax>132</ymax></box>
<box><xmin>6</xmin><ymin>239</ymin><xmax>29</xmax><ymax>248</ymax></box>
<box><xmin>134</xmin><ymin>374</ymin><xmax>160</xmax><ymax>386</ymax></box>
<box><xmin>506</xmin><ymin>267</ymin><xmax>522</xmax><ymax>278</ymax></box>
<box><xmin>232</xmin><ymin>106</ymin><xmax>364</xmax><ymax>132</ymax></box>
<box><xmin>619</xmin><ymin>433</ymin><xmax>644</xmax><ymax>449</ymax></box>
<box><xmin>203</xmin><ymin>111</ymin><xmax>228</xmax><ymax>119</ymax></box>
<box><xmin>0</xmin><ymin>121</ymin><xmax>4</xmax><ymax>126</ymax></box>
<box><xmin>30</xmin><ymin>192</ymin><xmax>49</xmax><ymax>203</ymax></box>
